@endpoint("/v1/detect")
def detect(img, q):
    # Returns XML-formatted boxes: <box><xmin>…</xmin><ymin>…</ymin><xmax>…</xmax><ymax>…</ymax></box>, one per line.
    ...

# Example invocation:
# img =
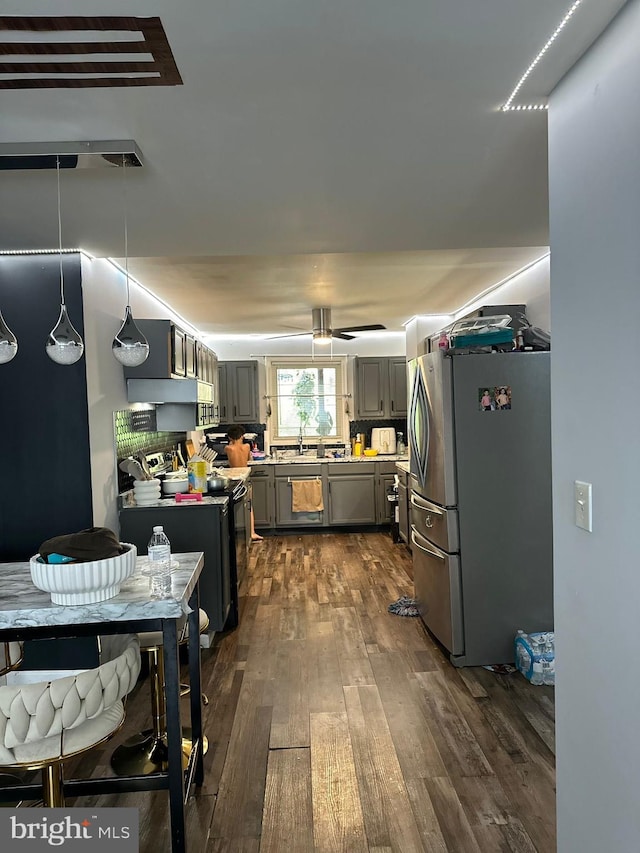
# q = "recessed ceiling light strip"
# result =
<box><xmin>502</xmin><ymin>0</ymin><xmax>582</xmax><ymax>112</ymax></box>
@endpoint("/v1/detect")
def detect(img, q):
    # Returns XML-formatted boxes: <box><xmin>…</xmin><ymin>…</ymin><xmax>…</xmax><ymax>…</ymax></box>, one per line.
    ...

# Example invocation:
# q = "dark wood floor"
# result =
<box><xmin>70</xmin><ymin>531</ymin><xmax>557</xmax><ymax>852</ymax></box>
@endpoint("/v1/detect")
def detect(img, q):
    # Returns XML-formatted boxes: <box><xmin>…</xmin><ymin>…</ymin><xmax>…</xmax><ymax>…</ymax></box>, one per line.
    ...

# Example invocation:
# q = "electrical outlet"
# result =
<box><xmin>574</xmin><ymin>481</ymin><xmax>592</xmax><ymax>532</ymax></box>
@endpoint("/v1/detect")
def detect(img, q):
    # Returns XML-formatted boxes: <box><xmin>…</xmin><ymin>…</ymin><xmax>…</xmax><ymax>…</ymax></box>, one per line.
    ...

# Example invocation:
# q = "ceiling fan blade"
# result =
<box><xmin>332</xmin><ymin>332</ymin><xmax>356</xmax><ymax>340</ymax></box>
<box><xmin>334</xmin><ymin>323</ymin><xmax>387</xmax><ymax>334</ymax></box>
<box><xmin>265</xmin><ymin>331</ymin><xmax>311</xmax><ymax>340</ymax></box>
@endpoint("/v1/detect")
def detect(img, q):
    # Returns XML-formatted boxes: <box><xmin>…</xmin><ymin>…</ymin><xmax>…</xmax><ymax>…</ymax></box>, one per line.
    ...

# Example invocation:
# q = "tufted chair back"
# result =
<box><xmin>0</xmin><ymin>642</ymin><xmax>23</xmax><ymax>679</ymax></box>
<box><xmin>0</xmin><ymin>633</ymin><xmax>140</xmax><ymax>768</ymax></box>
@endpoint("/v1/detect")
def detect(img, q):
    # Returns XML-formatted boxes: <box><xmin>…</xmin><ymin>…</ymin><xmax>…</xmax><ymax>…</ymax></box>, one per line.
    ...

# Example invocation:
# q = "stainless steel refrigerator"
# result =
<box><xmin>408</xmin><ymin>350</ymin><xmax>553</xmax><ymax>666</ymax></box>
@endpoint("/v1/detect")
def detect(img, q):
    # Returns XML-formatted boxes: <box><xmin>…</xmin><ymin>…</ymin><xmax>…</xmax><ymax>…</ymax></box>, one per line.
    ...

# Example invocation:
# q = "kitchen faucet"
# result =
<box><xmin>298</xmin><ymin>432</ymin><xmax>304</xmax><ymax>455</ymax></box>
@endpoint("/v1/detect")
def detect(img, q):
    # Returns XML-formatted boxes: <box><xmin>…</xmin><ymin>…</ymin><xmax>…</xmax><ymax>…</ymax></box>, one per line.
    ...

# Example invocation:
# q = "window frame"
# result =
<box><xmin>267</xmin><ymin>356</ymin><xmax>348</xmax><ymax>444</ymax></box>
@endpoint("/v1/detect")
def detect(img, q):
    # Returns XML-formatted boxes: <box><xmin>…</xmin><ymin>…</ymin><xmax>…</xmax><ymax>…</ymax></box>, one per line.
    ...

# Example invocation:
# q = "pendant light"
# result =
<box><xmin>46</xmin><ymin>156</ymin><xmax>84</xmax><ymax>365</ymax></box>
<box><xmin>112</xmin><ymin>154</ymin><xmax>149</xmax><ymax>367</ymax></box>
<box><xmin>0</xmin><ymin>309</ymin><xmax>18</xmax><ymax>363</ymax></box>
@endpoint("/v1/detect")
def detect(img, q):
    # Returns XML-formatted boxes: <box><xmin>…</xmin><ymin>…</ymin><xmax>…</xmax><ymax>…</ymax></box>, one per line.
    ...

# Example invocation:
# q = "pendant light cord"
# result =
<box><xmin>122</xmin><ymin>153</ymin><xmax>131</xmax><ymax>307</ymax></box>
<box><xmin>56</xmin><ymin>155</ymin><xmax>65</xmax><ymax>306</ymax></box>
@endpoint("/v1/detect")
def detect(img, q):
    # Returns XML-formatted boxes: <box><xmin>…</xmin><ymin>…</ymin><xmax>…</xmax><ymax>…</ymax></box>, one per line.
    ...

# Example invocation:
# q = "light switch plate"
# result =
<box><xmin>574</xmin><ymin>481</ymin><xmax>593</xmax><ymax>532</ymax></box>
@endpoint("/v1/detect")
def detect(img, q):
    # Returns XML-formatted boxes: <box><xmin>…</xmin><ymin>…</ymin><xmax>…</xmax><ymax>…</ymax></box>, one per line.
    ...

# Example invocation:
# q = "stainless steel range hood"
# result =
<box><xmin>126</xmin><ymin>378</ymin><xmax>212</xmax><ymax>404</ymax></box>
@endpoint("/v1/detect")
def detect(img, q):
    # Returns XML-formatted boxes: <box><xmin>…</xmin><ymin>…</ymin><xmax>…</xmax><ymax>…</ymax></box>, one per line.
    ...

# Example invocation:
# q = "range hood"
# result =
<box><xmin>126</xmin><ymin>378</ymin><xmax>213</xmax><ymax>404</ymax></box>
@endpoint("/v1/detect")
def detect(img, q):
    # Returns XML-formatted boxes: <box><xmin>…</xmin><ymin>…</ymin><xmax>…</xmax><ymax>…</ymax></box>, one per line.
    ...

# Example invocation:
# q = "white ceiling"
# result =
<box><xmin>0</xmin><ymin>0</ymin><xmax>627</xmax><ymax>338</ymax></box>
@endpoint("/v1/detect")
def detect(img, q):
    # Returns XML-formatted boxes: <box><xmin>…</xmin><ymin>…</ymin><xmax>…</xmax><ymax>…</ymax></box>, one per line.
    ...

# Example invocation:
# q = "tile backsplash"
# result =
<box><xmin>115</xmin><ymin>409</ymin><xmax>183</xmax><ymax>492</ymax></box>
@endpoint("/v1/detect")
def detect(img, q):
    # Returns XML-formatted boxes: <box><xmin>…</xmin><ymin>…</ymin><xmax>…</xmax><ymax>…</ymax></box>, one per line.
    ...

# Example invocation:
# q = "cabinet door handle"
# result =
<box><xmin>380</xmin><ymin>399</ymin><xmax>383</xmax><ymax>411</ymax></box>
<box><xmin>391</xmin><ymin>400</ymin><xmax>395</xmax><ymax>411</ymax></box>
<box><xmin>233</xmin><ymin>405</ymin><xmax>237</xmax><ymax>418</ymax></box>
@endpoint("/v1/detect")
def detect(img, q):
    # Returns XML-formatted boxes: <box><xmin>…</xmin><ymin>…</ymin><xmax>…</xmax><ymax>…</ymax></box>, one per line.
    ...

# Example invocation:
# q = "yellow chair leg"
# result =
<box><xmin>42</xmin><ymin>763</ymin><xmax>64</xmax><ymax>807</ymax></box>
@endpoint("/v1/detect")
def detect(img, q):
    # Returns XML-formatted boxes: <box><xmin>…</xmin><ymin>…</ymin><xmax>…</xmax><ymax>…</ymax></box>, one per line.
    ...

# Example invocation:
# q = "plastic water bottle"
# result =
<box><xmin>542</xmin><ymin>638</ymin><xmax>555</xmax><ymax>686</ymax></box>
<box><xmin>529</xmin><ymin>636</ymin><xmax>544</xmax><ymax>685</ymax></box>
<box><xmin>147</xmin><ymin>525</ymin><xmax>172</xmax><ymax>599</ymax></box>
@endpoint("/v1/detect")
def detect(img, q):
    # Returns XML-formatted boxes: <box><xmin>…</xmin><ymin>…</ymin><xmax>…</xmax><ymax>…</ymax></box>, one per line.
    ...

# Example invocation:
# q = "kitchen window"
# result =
<box><xmin>268</xmin><ymin>358</ymin><xmax>346</xmax><ymax>443</ymax></box>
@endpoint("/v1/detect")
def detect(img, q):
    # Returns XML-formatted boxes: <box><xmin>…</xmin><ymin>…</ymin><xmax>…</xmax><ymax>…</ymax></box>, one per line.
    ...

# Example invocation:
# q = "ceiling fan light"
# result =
<box><xmin>313</xmin><ymin>330</ymin><xmax>332</xmax><ymax>345</ymax></box>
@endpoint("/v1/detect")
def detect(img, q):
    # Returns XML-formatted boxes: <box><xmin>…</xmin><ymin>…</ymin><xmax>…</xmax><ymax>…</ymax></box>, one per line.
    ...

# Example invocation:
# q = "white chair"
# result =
<box><xmin>0</xmin><ymin>642</ymin><xmax>23</xmax><ymax>681</ymax></box>
<box><xmin>0</xmin><ymin>633</ymin><xmax>141</xmax><ymax>807</ymax></box>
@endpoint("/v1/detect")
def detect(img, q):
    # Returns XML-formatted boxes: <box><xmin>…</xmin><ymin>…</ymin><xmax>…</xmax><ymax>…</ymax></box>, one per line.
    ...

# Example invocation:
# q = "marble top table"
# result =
<box><xmin>0</xmin><ymin>551</ymin><xmax>205</xmax><ymax>853</ymax></box>
<box><xmin>0</xmin><ymin>551</ymin><xmax>204</xmax><ymax>630</ymax></box>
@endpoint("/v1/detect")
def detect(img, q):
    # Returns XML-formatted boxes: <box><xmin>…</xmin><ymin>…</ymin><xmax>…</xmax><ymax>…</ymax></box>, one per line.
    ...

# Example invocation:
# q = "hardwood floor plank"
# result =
<box><xmin>331</xmin><ymin>606</ymin><xmax>369</xmax><ymax>660</ymax></box>
<box><xmin>403</xmin><ymin>778</ymin><xmax>449</xmax><ymax>853</ymax></box>
<box><xmin>310</xmin><ymin>711</ymin><xmax>368</xmax><ymax>853</ymax></box>
<box><xmin>307</xmin><ymin>627</ymin><xmax>347</xmax><ymax>715</ymax></box>
<box><xmin>344</xmin><ymin>685</ymin><xmax>428</xmax><ymax>853</ymax></box>
<box><xmin>208</xmin><ymin>839</ymin><xmax>260</xmax><ymax>852</ymax></box>
<box><xmin>425</xmin><ymin>776</ymin><xmax>483</xmax><ymax>853</ymax></box>
<box><xmin>209</xmin><ymin>677</ymin><xmax>274</xmax><ymax>841</ymax></box>
<box><xmin>452</xmin><ymin>774</ymin><xmax>539</xmax><ymax>853</ymax></box>
<box><xmin>260</xmin><ymin>748</ymin><xmax>314</xmax><ymax>853</ymax></box>
<box><xmin>414</xmin><ymin>670</ymin><xmax>496</xmax><ymax>778</ymax></box>
<box><xmin>269</xmin><ymin>639</ymin><xmax>310</xmax><ymax>749</ymax></box>
<box><xmin>368</xmin><ymin>651</ymin><xmax>449</xmax><ymax>780</ymax></box>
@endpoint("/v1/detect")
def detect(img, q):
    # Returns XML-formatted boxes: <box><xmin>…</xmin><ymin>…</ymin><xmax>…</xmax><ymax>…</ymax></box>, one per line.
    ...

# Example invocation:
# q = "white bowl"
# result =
<box><xmin>29</xmin><ymin>543</ymin><xmax>137</xmax><ymax>605</ymax></box>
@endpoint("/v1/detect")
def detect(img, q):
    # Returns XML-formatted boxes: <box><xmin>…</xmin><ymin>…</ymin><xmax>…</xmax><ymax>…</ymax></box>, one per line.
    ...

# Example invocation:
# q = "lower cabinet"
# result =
<box><xmin>250</xmin><ymin>465</ymin><xmax>274</xmax><ymax>529</ymax></box>
<box><xmin>251</xmin><ymin>460</ymin><xmax>407</xmax><ymax>529</ymax></box>
<box><xmin>376</xmin><ymin>461</ymin><xmax>398</xmax><ymax>525</ymax></box>
<box><xmin>275</xmin><ymin>464</ymin><xmax>325</xmax><ymax>527</ymax></box>
<box><xmin>119</xmin><ymin>502</ymin><xmax>231</xmax><ymax>632</ymax></box>
<box><xmin>328</xmin><ymin>463</ymin><xmax>377</xmax><ymax>525</ymax></box>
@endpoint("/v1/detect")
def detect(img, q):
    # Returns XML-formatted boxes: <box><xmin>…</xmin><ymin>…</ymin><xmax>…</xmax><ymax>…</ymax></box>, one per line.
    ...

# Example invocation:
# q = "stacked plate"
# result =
<box><xmin>133</xmin><ymin>478</ymin><xmax>161</xmax><ymax>506</ymax></box>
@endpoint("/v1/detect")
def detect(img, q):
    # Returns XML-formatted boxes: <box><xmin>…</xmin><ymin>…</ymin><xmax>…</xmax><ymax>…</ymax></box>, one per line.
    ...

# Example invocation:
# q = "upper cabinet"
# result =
<box><xmin>123</xmin><ymin>319</ymin><xmax>220</xmax><ymax>429</ymax></box>
<box><xmin>355</xmin><ymin>357</ymin><xmax>407</xmax><ymax>419</ymax></box>
<box><xmin>218</xmin><ymin>361</ymin><xmax>259</xmax><ymax>424</ymax></box>
<box><xmin>122</xmin><ymin>319</ymin><xmax>217</xmax><ymax>383</ymax></box>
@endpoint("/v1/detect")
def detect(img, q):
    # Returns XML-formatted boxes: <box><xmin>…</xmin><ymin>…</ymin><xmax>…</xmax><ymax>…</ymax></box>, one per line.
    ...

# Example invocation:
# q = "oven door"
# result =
<box><xmin>233</xmin><ymin>484</ymin><xmax>249</xmax><ymax>588</ymax></box>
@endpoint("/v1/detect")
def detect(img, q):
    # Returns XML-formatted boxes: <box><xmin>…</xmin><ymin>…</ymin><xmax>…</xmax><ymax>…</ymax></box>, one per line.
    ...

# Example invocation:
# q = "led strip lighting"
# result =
<box><xmin>502</xmin><ymin>0</ymin><xmax>583</xmax><ymax>112</ymax></box>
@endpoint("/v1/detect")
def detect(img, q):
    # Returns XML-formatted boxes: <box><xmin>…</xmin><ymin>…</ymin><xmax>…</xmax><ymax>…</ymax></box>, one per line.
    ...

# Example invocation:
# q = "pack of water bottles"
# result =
<box><xmin>514</xmin><ymin>630</ymin><xmax>555</xmax><ymax>685</ymax></box>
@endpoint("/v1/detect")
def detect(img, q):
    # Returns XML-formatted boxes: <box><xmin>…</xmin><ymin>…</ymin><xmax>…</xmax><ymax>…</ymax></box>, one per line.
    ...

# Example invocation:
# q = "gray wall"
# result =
<box><xmin>549</xmin><ymin>2</ymin><xmax>640</xmax><ymax>850</ymax></box>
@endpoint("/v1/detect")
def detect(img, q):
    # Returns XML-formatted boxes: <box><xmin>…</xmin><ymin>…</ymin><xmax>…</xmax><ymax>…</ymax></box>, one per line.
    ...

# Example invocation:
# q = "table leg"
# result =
<box><xmin>162</xmin><ymin>618</ymin><xmax>186</xmax><ymax>853</ymax></box>
<box><xmin>187</xmin><ymin>587</ymin><xmax>204</xmax><ymax>787</ymax></box>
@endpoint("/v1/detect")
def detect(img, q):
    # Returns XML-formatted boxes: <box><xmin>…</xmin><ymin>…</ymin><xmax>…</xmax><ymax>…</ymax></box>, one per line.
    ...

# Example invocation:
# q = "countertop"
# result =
<box><xmin>395</xmin><ymin>460</ymin><xmax>410</xmax><ymax>474</ymax></box>
<box><xmin>120</xmin><ymin>467</ymin><xmax>251</xmax><ymax>509</ymax></box>
<box><xmin>249</xmin><ymin>455</ymin><xmax>409</xmax><ymax>466</ymax></box>
<box><xmin>0</xmin><ymin>552</ymin><xmax>204</xmax><ymax>629</ymax></box>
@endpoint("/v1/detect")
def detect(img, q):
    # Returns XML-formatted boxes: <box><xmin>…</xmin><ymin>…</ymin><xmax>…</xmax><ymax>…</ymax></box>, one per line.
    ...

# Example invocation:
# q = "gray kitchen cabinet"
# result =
<box><xmin>219</xmin><ymin>360</ymin><xmax>259</xmax><ymax>424</ymax></box>
<box><xmin>388</xmin><ymin>357</ymin><xmax>408</xmax><ymax>417</ymax></box>
<box><xmin>355</xmin><ymin>358</ymin><xmax>386</xmax><ymax>418</ymax></box>
<box><xmin>355</xmin><ymin>357</ymin><xmax>407</xmax><ymax>419</ymax></box>
<box><xmin>275</xmin><ymin>464</ymin><xmax>325</xmax><ymax>527</ymax></box>
<box><xmin>327</xmin><ymin>462</ymin><xmax>377</xmax><ymax>524</ymax></box>
<box><xmin>376</xmin><ymin>461</ymin><xmax>398</xmax><ymax>525</ymax></box>
<box><xmin>120</xmin><ymin>501</ymin><xmax>231</xmax><ymax>632</ymax></box>
<box><xmin>250</xmin><ymin>465</ymin><xmax>274</xmax><ymax>529</ymax></box>
<box><xmin>122</xmin><ymin>319</ymin><xmax>218</xmax><ymax>384</ymax></box>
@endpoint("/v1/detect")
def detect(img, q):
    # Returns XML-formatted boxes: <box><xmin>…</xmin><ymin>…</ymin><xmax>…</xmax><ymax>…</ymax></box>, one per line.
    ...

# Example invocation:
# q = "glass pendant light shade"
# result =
<box><xmin>112</xmin><ymin>304</ymin><xmax>149</xmax><ymax>366</ymax></box>
<box><xmin>112</xmin><ymin>154</ymin><xmax>150</xmax><ymax>367</ymax></box>
<box><xmin>0</xmin><ymin>310</ymin><xmax>18</xmax><ymax>364</ymax></box>
<box><xmin>46</xmin><ymin>303</ymin><xmax>84</xmax><ymax>365</ymax></box>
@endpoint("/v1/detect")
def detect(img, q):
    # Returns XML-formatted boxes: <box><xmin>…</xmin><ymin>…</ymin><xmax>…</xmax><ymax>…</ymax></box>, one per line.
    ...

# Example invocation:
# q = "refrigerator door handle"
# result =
<box><xmin>411</xmin><ymin>527</ymin><xmax>446</xmax><ymax>561</ymax></box>
<box><xmin>410</xmin><ymin>493</ymin><xmax>444</xmax><ymax>514</ymax></box>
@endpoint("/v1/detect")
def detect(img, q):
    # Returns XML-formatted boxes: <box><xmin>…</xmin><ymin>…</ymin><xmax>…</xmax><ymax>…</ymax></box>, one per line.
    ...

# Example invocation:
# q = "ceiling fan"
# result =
<box><xmin>269</xmin><ymin>308</ymin><xmax>386</xmax><ymax>344</ymax></box>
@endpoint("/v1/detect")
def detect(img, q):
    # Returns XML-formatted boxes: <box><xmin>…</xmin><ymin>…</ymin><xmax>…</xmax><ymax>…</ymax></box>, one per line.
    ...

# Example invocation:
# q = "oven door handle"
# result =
<box><xmin>233</xmin><ymin>484</ymin><xmax>248</xmax><ymax>502</ymax></box>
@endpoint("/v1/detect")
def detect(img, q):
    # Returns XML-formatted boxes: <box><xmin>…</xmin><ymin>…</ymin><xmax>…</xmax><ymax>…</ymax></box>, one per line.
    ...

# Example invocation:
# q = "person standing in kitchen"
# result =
<box><xmin>225</xmin><ymin>425</ymin><xmax>263</xmax><ymax>541</ymax></box>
